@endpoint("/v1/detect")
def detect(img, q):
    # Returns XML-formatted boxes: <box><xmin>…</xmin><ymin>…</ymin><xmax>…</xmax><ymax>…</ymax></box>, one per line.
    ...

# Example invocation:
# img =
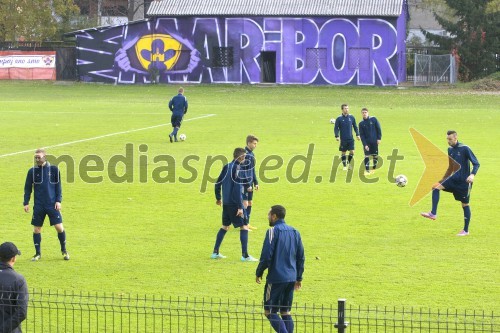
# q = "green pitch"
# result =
<box><xmin>0</xmin><ymin>81</ymin><xmax>498</xmax><ymax>312</ymax></box>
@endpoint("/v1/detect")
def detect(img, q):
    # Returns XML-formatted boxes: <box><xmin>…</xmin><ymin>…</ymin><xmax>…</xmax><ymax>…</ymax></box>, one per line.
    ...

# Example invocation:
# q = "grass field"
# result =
<box><xmin>0</xmin><ymin>81</ymin><xmax>498</xmax><ymax>313</ymax></box>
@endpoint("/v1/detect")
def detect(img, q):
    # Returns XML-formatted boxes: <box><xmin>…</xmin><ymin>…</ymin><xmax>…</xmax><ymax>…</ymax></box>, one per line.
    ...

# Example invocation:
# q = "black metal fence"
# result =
<box><xmin>0</xmin><ymin>290</ymin><xmax>498</xmax><ymax>332</ymax></box>
<box><xmin>0</xmin><ymin>41</ymin><xmax>75</xmax><ymax>51</ymax></box>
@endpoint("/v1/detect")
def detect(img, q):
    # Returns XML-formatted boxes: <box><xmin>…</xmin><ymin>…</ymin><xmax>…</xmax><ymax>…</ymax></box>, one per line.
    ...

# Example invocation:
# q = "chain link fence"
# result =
<box><xmin>413</xmin><ymin>54</ymin><xmax>457</xmax><ymax>86</ymax></box>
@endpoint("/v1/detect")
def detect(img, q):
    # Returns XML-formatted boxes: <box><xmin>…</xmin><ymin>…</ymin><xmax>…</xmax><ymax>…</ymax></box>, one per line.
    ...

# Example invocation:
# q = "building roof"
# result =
<box><xmin>147</xmin><ymin>0</ymin><xmax>406</xmax><ymax>17</ymax></box>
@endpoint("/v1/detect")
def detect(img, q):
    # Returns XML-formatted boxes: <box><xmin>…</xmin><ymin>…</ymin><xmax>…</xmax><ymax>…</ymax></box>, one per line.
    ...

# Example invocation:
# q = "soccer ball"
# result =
<box><xmin>395</xmin><ymin>174</ymin><xmax>408</xmax><ymax>187</ymax></box>
<box><xmin>330</xmin><ymin>118</ymin><xmax>336</xmax><ymax>124</ymax></box>
<box><xmin>179</xmin><ymin>134</ymin><xmax>186</xmax><ymax>141</ymax></box>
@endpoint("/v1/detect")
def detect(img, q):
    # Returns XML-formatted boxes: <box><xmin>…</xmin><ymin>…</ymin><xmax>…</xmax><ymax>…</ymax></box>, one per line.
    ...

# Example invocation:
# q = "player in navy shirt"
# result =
<box><xmin>24</xmin><ymin>149</ymin><xmax>69</xmax><ymax>261</ymax></box>
<box><xmin>358</xmin><ymin>108</ymin><xmax>382</xmax><ymax>175</ymax></box>
<box><xmin>256</xmin><ymin>205</ymin><xmax>304</xmax><ymax>333</ymax></box>
<box><xmin>241</xmin><ymin>135</ymin><xmax>259</xmax><ymax>230</ymax></box>
<box><xmin>211</xmin><ymin>148</ymin><xmax>258</xmax><ymax>262</ymax></box>
<box><xmin>168</xmin><ymin>87</ymin><xmax>188</xmax><ymax>142</ymax></box>
<box><xmin>421</xmin><ymin>131</ymin><xmax>480</xmax><ymax>236</ymax></box>
<box><xmin>334</xmin><ymin>104</ymin><xmax>360</xmax><ymax>170</ymax></box>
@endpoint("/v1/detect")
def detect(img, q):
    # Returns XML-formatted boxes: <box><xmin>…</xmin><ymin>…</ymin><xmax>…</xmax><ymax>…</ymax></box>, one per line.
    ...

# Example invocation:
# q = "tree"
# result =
<box><xmin>74</xmin><ymin>0</ymin><xmax>148</xmax><ymax>25</ymax></box>
<box><xmin>0</xmin><ymin>0</ymin><xmax>80</xmax><ymax>42</ymax></box>
<box><xmin>417</xmin><ymin>0</ymin><xmax>456</xmax><ymax>21</ymax></box>
<box><xmin>127</xmin><ymin>0</ymin><xmax>146</xmax><ymax>21</ymax></box>
<box><xmin>422</xmin><ymin>0</ymin><xmax>500</xmax><ymax>81</ymax></box>
<box><xmin>486</xmin><ymin>0</ymin><xmax>500</xmax><ymax>13</ymax></box>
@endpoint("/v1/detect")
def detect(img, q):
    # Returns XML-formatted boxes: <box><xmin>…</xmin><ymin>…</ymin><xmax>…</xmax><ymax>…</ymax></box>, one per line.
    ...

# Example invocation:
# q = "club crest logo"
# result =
<box><xmin>135</xmin><ymin>34</ymin><xmax>182</xmax><ymax>71</ymax></box>
<box><xmin>42</xmin><ymin>56</ymin><xmax>54</xmax><ymax>66</ymax></box>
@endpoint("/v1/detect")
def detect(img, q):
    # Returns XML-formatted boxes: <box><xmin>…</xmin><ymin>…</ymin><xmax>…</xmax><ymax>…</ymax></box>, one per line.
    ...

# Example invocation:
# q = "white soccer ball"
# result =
<box><xmin>179</xmin><ymin>134</ymin><xmax>186</xmax><ymax>141</ymax></box>
<box><xmin>395</xmin><ymin>174</ymin><xmax>408</xmax><ymax>187</ymax></box>
<box><xmin>330</xmin><ymin>118</ymin><xmax>336</xmax><ymax>124</ymax></box>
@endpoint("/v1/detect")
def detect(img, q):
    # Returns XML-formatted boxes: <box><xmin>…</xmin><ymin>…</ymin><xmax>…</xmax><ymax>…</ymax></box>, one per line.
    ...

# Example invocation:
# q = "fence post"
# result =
<box><xmin>413</xmin><ymin>53</ymin><xmax>417</xmax><ymax>86</ymax></box>
<box><xmin>334</xmin><ymin>298</ymin><xmax>349</xmax><ymax>333</ymax></box>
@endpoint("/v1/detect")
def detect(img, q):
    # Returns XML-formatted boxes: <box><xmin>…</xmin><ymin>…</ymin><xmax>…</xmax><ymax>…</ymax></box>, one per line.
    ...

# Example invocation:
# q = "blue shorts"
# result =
<box><xmin>171</xmin><ymin>114</ymin><xmax>184</xmax><ymax>127</ymax></box>
<box><xmin>263</xmin><ymin>282</ymin><xmax>296</xmax><ymax>313</ymax></box>
<box><xmin>441</xmin><ymin>177</ymin><xmax>472</xmax><ymax>204</ymax></box>
<box><xmin>222</xmin><ymin>205</ymin><xmax>246</xmax><ymax>228</ymax></box>
<box><xmin>31</xmin><ymin>206</ymin><xmax>63</xmax><ymax>227</ymax></box>
<box><xmin>363</xmin><ymin>143</ymin><xmax>378</xmax><ymax>156</ymax></box>
<box><xmin>243</xmin><ymin>187</ymin><xmax>254</xmax><ymax>201</ymax></box>
<box><xmin>339</xmin><ymin>139</ymin><xmax>354</xmax><ymax>152</ymax></box>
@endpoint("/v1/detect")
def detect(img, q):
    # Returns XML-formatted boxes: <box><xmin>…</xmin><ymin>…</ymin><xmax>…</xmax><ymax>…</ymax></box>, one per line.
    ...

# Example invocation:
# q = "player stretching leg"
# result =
<box><xmin>421</xmin><ymin>131</ymin><xmax>479</xmax><ymax>236</ymax></box>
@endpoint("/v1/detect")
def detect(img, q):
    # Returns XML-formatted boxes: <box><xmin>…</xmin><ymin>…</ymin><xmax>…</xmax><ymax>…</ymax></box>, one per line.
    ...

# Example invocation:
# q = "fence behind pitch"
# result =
<box><xmin>413</xmin><ymin>54</ymin><xmax>457</xmax><ymax>86</ymax></box>
<box><xmin>1</xmin><ymin>289</ymin><xmax>497</xmax><ymax>332</ymax></box>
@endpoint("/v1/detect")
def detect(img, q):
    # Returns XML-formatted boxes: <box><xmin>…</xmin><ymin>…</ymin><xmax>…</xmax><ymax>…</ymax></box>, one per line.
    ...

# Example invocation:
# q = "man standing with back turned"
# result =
<box><xmin>211</xmin><ymin>148</ymin><xmax>258</xmax><ymax>262</ymax></box>
<box><xmin>168</xmin><ymin>87</ymin><xmax>188</xmax><ymax>142</ymax></box>
<box><xmin>420</xmin><ymin>130</ymin><xmax>480</xmax><ymax>236</ymax></box>
<box><xmin>24</xmin><ymin>148</ymin><xmax>69</xmax><ymax>261</ymax></box>
<box><xmin>0</xmin><ymin>242</ymin><xmax>28</xmax><ymax>333</ymax></box>
<box><xmin>256</xmin><ymin>205</ymin><xmax>305</xmax><ymax>333</ymax></box>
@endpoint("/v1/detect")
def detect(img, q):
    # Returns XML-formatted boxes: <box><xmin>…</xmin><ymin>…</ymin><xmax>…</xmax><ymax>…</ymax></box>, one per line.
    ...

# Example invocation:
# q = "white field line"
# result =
<box><xmin>0</xmin><ymin>114</ymin><xmax>215</xmax><ymax>159</ymax></box>
<box><xmin>0</xmin><ymin>111</ymin><xmax>166</xmax><ymax>115</ymax></box>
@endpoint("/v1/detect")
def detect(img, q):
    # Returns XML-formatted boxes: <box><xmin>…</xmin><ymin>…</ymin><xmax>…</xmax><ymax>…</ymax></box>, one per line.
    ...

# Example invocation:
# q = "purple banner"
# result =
<box><xmin>76</xmin><ymin>16</ymin><xmax>406</xmax><ymax>85</ymax></box>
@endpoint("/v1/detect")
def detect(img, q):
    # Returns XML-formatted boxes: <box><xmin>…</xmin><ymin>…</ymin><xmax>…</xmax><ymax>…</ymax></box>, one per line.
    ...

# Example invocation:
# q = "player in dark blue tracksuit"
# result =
<box><xmin>358</xmin><ymin>108</ymin><xmax>382</xmax><ymax>174</ymax></box>
<box><xmin>211</xmin><ymin>148</ymin><xmax>258</xmax><ymax>261</ymax></box>
<box><xmin>421</xmin><ymin>131</ymin><xmax>480</xmax><ymax>236</ymax></box>
<box><xmin>23</xmin><ymin>149</ymin><xmax>69</xmax><ymax>261</ymax></box>
<box><xmin>256</xmin><ymin>205</ymin><xmax>304</xmax><ymax>333</ymax></box>
<box><xmin>168</xmin><ymin>87</ymin><xmax>188</xmax><ymax>142</ymax></box>
<box><xmin>334</xmin><ymin>104</ymin><xmax>360</xmax><ymax>170</ymax></box>
<box><xmin>241</xmin><ymin>135</ymin><xmax>259</xmax><ymax>230</ymax></box>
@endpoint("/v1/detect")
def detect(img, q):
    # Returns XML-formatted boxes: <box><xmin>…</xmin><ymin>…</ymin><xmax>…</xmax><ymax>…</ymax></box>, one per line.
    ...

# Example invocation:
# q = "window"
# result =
<box><xmin>306</xmin><ymin>48</ymin><xmax>327</xmax><ymax>69</ymax></box>
<box><xmin>212</xmin><ymin>47</ymin><xmax>233</xmax><ymax>68</ymax></box>
<box><xmin>348</xmin><ymin>48</ymin><xmax>370</xmax><ymax>70</ymax></box>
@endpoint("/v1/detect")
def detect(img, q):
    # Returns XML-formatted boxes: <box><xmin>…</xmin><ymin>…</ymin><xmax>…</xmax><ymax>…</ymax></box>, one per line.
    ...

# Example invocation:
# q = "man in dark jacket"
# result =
<box><xmin>241</xmin><ymin>134</ymin><xmax>259</xmax><ymax>230</ymax></box>
<box><xmin>0</xmin><ymin>242</ymin><xmax>28</xmax><ymax>333</ymax></box>
<box><xmin>24</xmin><ymin>148</ymin><xmax>69</xmax><ymax>261</ymax></box>
<box><xmin>256</xmin><ymin>205</ymin><xmax>305</xmax><ymax>333</ymax></box>
<box><xmin>168</xmin><ymin>87</ymin><xmax>188</xmax><ymax>142</ymax></box>
<box><xmin>334</xmin><ymin>104</ymin><xmax>360</xmax><ymax>170</ymax></box>
<box><xmin>211</xmin><ymin>148</ymin><xmax>258</xmax><ymax>262</ymax></box>
<box><xmin>420</xmin><ymin>130</ymin><xmax>480</xmax><ymax>236</ymax></box>
<box><xmin>358</xmin><ymin>108</ymin><xmax>382</xmax><ymax>175</ymax></box>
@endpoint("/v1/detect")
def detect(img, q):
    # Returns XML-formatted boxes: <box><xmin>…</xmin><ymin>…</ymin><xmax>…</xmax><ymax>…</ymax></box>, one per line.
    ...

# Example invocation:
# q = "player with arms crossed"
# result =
<box><xmin>421</xmin><ymin>130</ymin><xmax>480</xmax><ymax>236</ymax></box>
